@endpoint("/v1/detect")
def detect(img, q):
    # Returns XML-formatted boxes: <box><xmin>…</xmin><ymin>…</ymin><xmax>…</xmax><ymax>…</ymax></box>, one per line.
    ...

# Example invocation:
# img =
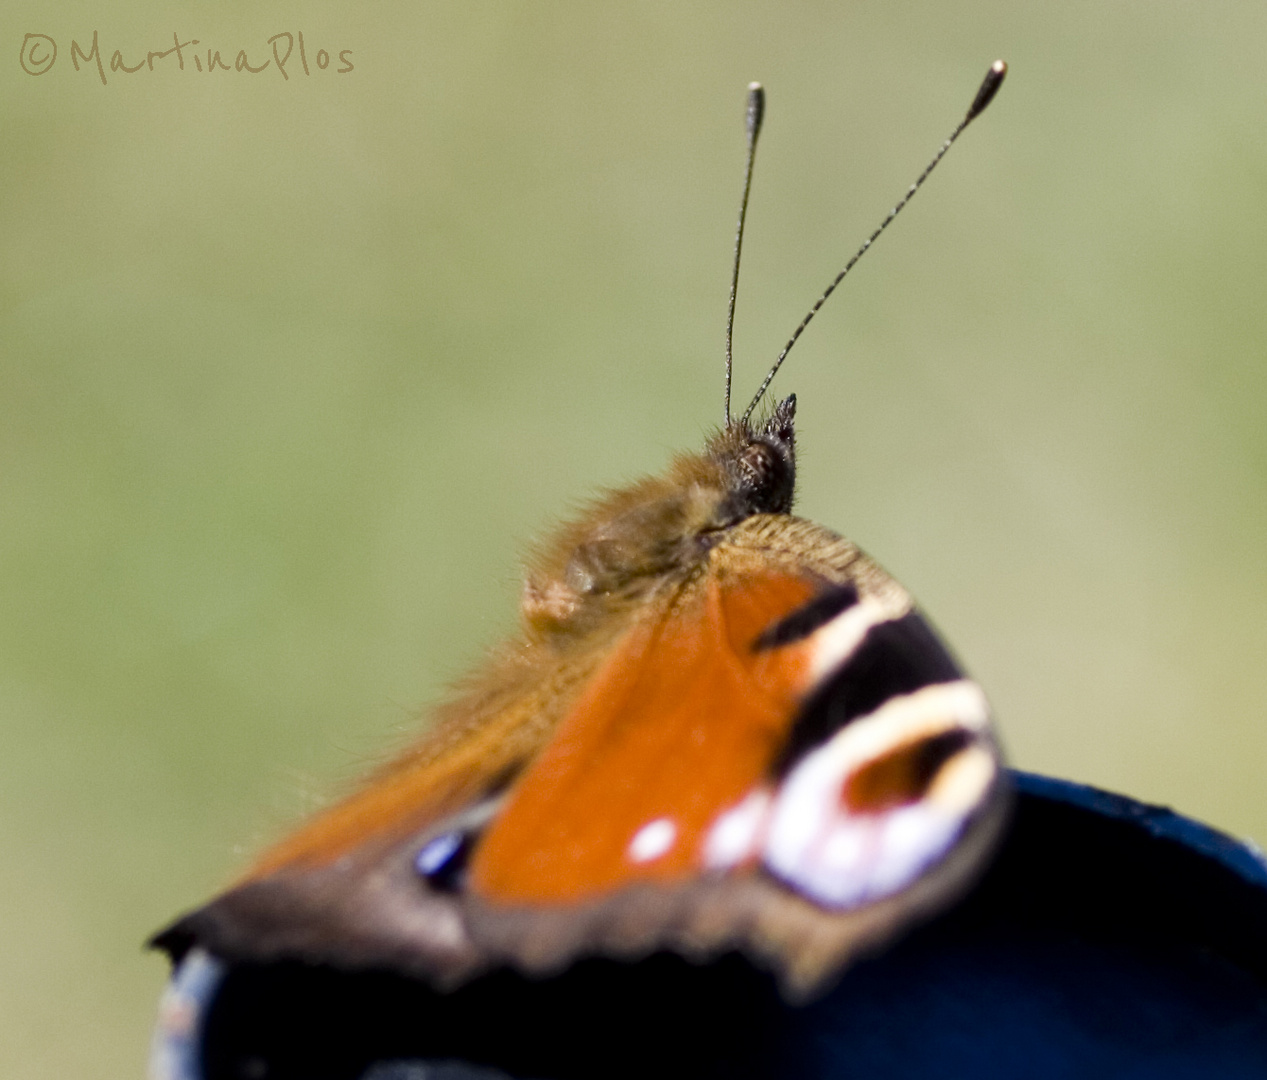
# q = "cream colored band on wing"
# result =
<box><xmin>804</xmin><ymin>590</ymin><xmax>912</xmax><ymax>685</ymax></box>
<box><xmin>817</xmin><ymin>679</ymin><xmax>991</xmax><ymax>769</ymax></box>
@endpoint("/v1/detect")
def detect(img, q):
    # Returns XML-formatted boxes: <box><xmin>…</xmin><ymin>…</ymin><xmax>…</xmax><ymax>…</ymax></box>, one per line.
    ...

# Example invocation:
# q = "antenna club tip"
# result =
<box><xmin>745</xmin><ymin>82</ymin><xmax>766</xmax><ymax>136</ymax></box>
<box><xmin>966</xmin><ymin>59</ymin><xmax>1008</xmax><ymax>122</ymax></box>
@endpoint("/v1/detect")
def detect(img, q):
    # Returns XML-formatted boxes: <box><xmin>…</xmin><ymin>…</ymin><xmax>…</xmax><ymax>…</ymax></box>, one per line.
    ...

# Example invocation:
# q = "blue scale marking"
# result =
<box><xmin>415</xmin><ymin>832</ymin><xmax>464</xmax><ymax>878</ymax></box>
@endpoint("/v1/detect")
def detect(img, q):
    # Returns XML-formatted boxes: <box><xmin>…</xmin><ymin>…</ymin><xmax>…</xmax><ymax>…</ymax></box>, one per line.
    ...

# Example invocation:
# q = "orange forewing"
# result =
<box><xmin>470</xmin><ymin>570</ymin><xmax>818</xmax><ymax>902</ymax></box>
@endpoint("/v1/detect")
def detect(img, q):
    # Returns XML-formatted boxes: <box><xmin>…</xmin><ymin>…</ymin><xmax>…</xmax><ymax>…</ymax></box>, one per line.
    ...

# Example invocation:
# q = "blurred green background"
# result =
<box><xmin>2</xmin><ymin>1</ymin><xmax>1266</xmax><ymax>1074</ymax></box>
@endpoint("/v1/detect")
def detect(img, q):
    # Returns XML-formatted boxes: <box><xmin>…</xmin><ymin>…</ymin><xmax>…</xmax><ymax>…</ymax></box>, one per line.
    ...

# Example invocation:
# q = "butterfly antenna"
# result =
<box><xmin>724</xmin><ymin>82</ymin><xmax>766</xmax><ymax>427</ymax></box>
<box><xmin>739</xmin><ymin>60</ymin><xmax>1007</xmax><ymax>426</ymax></box>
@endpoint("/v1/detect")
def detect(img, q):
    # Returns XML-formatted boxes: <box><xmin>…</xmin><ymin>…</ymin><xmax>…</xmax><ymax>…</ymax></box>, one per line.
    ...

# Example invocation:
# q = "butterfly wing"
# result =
<box><xmin>155</xmin><ymin>516</ymin><xmax>1007</xmax><ymax>998</ymax></box>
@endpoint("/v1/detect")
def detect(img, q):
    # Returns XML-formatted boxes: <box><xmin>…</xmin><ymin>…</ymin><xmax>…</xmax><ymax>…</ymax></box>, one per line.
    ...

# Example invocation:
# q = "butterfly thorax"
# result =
<box><xmin>521</xmin><ymin>396</ymin><xmax>798</xmax><ymax>640</ymax></box>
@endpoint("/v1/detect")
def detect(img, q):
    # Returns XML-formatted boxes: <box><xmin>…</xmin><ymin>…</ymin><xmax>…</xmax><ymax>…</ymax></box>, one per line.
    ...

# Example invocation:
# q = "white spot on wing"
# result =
<box><xmin>703</xmin><ymin>789</ymin><xmax>772</xmax><ymax>869</ymax></box>
<box><xmin>628</xmin><ymin>818</ymin><xmax>677</xmax><ymax>863</ymax></box>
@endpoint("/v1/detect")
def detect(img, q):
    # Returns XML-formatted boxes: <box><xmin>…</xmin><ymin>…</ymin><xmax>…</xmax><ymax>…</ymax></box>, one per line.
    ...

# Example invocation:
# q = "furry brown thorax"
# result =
<box><xmin>522</xmin><ymin>395</ymin><xmax>798</xmax><ymax>638</ymax></box>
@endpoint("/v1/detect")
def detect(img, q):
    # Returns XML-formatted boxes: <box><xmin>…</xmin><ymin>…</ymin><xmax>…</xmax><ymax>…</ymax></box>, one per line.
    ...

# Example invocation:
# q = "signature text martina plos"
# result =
<box><xmin>19</xmin><ymin>31</ymin><xmax>353</xmax><ymax>85</ymax></box>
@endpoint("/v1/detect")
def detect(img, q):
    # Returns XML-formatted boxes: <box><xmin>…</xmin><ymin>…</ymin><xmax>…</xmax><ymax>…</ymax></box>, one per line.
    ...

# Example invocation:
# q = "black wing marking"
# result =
<box><xmin>772</xmin><ymin>609</ymin><xmax>964</xmax><ymax>777</ymax></box>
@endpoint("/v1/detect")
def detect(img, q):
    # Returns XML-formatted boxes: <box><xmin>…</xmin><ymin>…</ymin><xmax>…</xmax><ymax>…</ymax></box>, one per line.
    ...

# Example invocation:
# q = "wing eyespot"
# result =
<box><xmin>762</xmin><ymin>682</ymin><xmax>997</xmax><ymax>910</ymax></box>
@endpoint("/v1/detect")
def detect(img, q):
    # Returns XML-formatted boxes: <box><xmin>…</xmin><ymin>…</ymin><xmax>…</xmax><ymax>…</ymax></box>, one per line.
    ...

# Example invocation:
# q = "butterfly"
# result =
<box><xmin>154</xmin><ymin>61</ymin><xmax>1010</xmax><ymax>1003</ymax></box>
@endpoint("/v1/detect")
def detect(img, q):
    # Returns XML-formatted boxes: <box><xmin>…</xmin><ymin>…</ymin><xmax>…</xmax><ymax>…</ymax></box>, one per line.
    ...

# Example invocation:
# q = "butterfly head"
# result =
<box><xmin>716</xmin><ymin>393</ymin><xmax>797</xmax><ymax>520</ymax></box>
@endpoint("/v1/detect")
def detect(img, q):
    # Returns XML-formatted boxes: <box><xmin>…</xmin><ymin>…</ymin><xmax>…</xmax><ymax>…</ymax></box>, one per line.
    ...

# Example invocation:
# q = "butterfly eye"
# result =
<box><xmin>739</xmin><ymin>440</ymin><xmax>776</xmax><ymax>478</ymax></box>
<box><xmin>737</xmin><ymin>439</ymin><xmax>793</xmax><ymax>513</ymax></box>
